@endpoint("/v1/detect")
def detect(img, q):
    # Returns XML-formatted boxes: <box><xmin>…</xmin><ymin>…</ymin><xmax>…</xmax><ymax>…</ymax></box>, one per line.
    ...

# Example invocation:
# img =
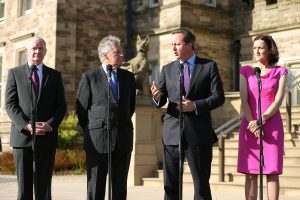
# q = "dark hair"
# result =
<box><xmin>253</xmin><ymin>34</ymin><xmax>279</xmax><ymax>66</ymax></box>
<box><xmin>172</xmin><ymin>28</ymin><xmax>196</xmax><ymax>50</ymax></box>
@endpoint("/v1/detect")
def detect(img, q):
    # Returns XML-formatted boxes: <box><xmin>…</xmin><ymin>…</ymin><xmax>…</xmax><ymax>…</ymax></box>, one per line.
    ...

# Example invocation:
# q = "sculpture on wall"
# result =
<box><xmin>122</xmin><ymin>35</ymin><xmax>151</xmax><ymax>95</ymax></box>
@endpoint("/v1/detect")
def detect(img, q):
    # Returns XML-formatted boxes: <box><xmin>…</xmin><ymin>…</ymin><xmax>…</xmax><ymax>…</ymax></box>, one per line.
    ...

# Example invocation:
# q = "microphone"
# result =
<box><xmin>106</xmin><ymin>64</ymin><xmax>113</xmax><ymax>79</ymax></box>
<box><xmin>253</xmin><ymin>67</ymin><xmax>261</xmax><ymax>79</ymax></box>
<box><xmin>178</xmin><ymin>62</ymin><xmax>183</xmax><ymax>76</ymax></box>
<box><xmin>29</xmin><ymin>64</ymin><xmax>37</xmax><ymax>79</ymax></box>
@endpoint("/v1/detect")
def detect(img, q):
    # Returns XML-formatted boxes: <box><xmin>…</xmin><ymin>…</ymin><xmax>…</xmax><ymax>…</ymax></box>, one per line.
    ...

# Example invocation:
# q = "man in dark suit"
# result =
<box><xmin>151</xmin><ymin>28</ymin><xmax>225</xmax><ymax>200</ymax></box>
<box><xmin>5</xmin><ymin>36</ymin><xmax>67</xmax><ymax>200</ymax></box>
<box><xmin>76</xmin><ymin>35</ymin><xmax>136</xmax><ymax>200</ymax></box>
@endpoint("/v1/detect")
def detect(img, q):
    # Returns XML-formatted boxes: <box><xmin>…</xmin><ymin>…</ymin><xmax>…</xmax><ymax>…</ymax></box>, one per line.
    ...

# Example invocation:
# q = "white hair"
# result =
<box><xmin>97</xmin><ymin>35</ymin><xmax>121</xmax><ymax>63</ymax></box>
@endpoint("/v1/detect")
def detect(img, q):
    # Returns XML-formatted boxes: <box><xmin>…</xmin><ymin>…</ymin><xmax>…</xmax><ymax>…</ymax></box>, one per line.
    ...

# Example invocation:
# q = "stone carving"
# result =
<box><xmin>122</xmin><ymin>35</ymin><xmax>151</xmax><ymax>95</ymax></box>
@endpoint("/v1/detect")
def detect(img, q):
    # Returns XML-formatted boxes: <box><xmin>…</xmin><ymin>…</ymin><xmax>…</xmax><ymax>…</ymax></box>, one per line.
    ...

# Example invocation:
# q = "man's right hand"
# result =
<box><xmin>151</xmin><ymin>81</ymin><xmax>161</xmax><ymax>102</ymax></box>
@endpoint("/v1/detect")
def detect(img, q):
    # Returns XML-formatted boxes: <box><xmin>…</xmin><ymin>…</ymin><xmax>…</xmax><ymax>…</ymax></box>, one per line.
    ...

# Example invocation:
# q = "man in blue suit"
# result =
<box><xmin>151</xmin><ymin>28</ymin><xmax>225</xmax><ymax>200</ymax></box>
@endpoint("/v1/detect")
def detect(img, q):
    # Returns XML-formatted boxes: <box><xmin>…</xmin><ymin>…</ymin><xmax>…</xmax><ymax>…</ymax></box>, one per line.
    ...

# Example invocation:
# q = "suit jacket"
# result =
<box><xmin>157</xmin><ymin>56</ymin><xmax>225</xmax><ymax>147</ymax></box>
<box><xmin>5</xmin><ymin>64</ymin><xmax>67</xmax><ymax>148</ymax></box>
<box><xmin>76</xmin><ymin>67</ymin><xmax>136</xmax><ymax>154</ymax></box>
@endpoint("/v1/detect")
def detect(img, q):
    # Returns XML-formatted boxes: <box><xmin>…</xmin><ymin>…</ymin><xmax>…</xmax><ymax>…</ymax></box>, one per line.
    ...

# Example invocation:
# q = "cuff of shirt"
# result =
<box><xmin>193</xmin><ymin>101</ymin><xmax>198</xmax><ymax>115</ymax></box>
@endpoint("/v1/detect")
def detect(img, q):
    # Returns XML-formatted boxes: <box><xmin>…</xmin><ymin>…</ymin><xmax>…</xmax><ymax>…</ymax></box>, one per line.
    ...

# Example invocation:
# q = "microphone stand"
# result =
<box><xmin>29</xmin><ymin>66</ymin><xmax>38</xmax><ymax>200</ymax></box>
<box><xmin>178</xmin><ymin>64</ymin><xmax>184</xmax><ymax>200</ymax></box>
<box><xmin>106</xmin><ymin>70</ymin><xmax>112</xmax><ymax>200</ymax></box>
<box><xmin>256</xmin><ymin>75</ymin><xmax>264</xmax><ymax>200</ymax></box>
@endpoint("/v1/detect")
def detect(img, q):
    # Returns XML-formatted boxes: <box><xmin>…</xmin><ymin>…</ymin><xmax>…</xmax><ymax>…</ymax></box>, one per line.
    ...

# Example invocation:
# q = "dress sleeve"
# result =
<box><xmin>240</xmin><ymin>65</ymin><xmax>251</xmax><ymax>78</ymax></box>
<box><xmin>279</xmin><ymin>66</ymin><xmax>288</xmax><ymax>77</ymax></box>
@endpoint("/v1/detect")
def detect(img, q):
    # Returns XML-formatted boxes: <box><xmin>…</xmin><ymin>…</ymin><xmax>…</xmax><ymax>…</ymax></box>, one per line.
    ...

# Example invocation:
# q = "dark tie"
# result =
<box><xmin>32</xmin><ymin>66</ymin><xmax>40</xmax><ymax>96</ymax></box>
<box><xmin>111</xmin><ymin>70</ymin><xmax>118</xmax><ymax>100</ymax></box>
<box><xmin>183</xmin><ymin>62</ymin><xmax>190</xmax><ymax>94</ymax></box>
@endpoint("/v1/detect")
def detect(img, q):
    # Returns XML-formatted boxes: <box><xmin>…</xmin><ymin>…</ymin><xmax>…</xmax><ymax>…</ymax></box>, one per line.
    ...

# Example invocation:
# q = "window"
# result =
<box><xmin>149</xmin><ymin>61</ymin><xmax>159</xmax><ymax>84</ymax></box>
<box><xmin>149</xmin><ymin>0</ymin><xmax>159</xmax><ymax>8</ymax></box>
<box><xmin>19</xmin><ymin>0</ymin><xmax>32</xmax><ymax>16</ymax></box>
<box><xmin>18</xmin><ymin>50</ymin><xmax>27</xmax><ymax>65</ymax></box>
<box><xmin>266</xmin><ymin>0</ymin><xmax>277</xmax><ymax>5</ymax></box>
<box><xmin>206</xmin><ymin>0</ymin><xmax>217</xmax><ymax>7</ymax></box>
<box><xmin>0</xmin><ymin>1</ymin><xmax>4</xmax><ymax>21</ymax></box>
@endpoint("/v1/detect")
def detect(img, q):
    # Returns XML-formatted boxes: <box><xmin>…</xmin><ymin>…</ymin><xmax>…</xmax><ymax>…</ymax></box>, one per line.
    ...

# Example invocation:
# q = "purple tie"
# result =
<box><xmin>183</xmin><ymin>62</ymin><xmax>190</xmax><ymax>94</ymax></box>
<box><xmin>32</xmin><ymin>67</ymin><xmax>40</xmax><ymax>96</ymax></box>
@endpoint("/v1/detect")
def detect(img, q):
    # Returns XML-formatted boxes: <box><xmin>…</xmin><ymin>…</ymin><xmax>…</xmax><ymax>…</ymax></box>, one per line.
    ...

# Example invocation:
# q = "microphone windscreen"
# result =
<box><xmin>106</xmin><ymin>64</ymin><xmax>112</xmax><ymax>72</ymax></box>
<box><xmin>177</xmin><ymin>62</ymin><xmax>183</xmax><ymax>75</ymax></box>
<box><xmin>253</xmin><ymin>67</ymin><xmax>261</xmax><ymax>75</ymax></box>
<box><xmin>30</xmin><ymin>64</ymin><xmax>37</xmax><ymax>70</ymax></box>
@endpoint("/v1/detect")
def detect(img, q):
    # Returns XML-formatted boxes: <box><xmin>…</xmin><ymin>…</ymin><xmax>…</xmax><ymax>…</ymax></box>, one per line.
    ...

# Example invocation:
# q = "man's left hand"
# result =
<box><xmin>176</xmin><ymin>96</ymin><xmax>196</xmax><ymax>112</ymax></box>
<box><xmin>35</xmin><ymin>122</ymin><xmax>53</xmax><ymax>135</ymax></box>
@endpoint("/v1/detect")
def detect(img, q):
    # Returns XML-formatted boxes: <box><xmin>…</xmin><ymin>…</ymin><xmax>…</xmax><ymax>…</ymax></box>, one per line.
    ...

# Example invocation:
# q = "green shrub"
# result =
<box><xmin>58</xmin><ymin>111</ymin><xmax>83</xmax><ymax>149</ymax></box>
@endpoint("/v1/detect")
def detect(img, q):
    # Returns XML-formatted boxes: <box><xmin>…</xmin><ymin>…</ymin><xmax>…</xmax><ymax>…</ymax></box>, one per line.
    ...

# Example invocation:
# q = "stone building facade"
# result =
<box><xmin>0</xmin><ymin>0</ymin><xmax>300</xmax><ymax>149</ymax></box>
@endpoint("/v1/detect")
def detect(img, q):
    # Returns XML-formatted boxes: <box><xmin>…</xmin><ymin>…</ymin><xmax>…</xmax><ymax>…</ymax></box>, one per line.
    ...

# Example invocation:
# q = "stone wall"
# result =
<box><xmin>133</xmin><ymin>0</ymin><xmax>234</xmax><ymax>90</ymax></box>
<box><xmin>56</xmin><ymin>0</ymin><xmax>127</xmax><ymax>110</ymax></box>
<box><xmin>0</xmin><ymin>0</ymin><xmax>58</xmax><ymax>132</ymax></box>
<box><xmin>236</xmin><ymin>1</ymin><xmax>300</xmax><ymax>64</ymax></box>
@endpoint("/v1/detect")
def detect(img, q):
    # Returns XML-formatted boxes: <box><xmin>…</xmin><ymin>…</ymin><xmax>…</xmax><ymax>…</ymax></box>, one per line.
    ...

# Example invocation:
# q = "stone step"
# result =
<box><xmin>210</xmin><ymin>155</ymin><xmax>300</xmax><ymax>166</ymax></box>
<box><xmin>213</xmin><ymin>146</ymin><xmax>300</xmax><ymax>157</ymax></box>
<box><xmin>153</xmin><ymin>169</ymin><xmax>300</xmax><ymax>186</ymax></box>
<box><xmin>222</xmin><ymin>139</ymin><xmax>300</xmax><ymax>148</ymax></box>
<box><xmin>142</xmin><ymin>177</ymin><xmax>300</xmax><ymax>196</ymax></box>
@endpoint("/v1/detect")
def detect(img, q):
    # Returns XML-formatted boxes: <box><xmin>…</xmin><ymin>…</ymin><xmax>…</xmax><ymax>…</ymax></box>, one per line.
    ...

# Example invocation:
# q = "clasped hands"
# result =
<box><xmin>151</xmin><ymin>81</ymin><xmax>196</xmax><ymax>112</ymax></box>
<box><xmin>25</xmin><ymin>122</ymin><xmax>53</xmax><ymax>135</ymax></box>
<box><xmin>247</xmin><ymin>119</ymin><xmax>264</xmax><ymax>138</ymax></box>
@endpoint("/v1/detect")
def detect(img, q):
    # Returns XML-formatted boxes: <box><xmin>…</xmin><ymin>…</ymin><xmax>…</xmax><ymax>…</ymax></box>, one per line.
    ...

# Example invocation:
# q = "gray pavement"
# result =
<box><xmin>0</xmin><ymin>175</ymin><xmax>298</xmax><ymax>200</ymax></box>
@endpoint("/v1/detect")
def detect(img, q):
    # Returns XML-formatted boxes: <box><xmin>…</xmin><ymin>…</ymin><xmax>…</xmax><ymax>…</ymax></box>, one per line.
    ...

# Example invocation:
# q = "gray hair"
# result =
<box><xmin>97</xmin><ymin>35</ymin><xmax>121</xmax><ymax>63</ymax></box>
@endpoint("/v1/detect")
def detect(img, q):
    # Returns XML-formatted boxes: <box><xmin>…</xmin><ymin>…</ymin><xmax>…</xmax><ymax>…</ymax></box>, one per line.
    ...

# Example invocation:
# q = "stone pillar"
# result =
<box><xmin>127</xmin><ymin>95</ymin><xmax>165</xmax><ymax>186</ymax></box>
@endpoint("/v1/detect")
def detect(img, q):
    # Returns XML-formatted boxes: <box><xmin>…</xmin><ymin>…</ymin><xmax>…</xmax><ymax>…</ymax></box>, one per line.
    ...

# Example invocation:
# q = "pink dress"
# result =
<box><xmin>237</xmin><ymin>65</ymin><xmax>287</xmax><ymax>174</ymax></box>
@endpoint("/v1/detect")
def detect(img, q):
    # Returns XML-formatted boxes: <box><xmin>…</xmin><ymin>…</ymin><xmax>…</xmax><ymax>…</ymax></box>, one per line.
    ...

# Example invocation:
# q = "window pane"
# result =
<box><xmin>20</xmin><ymin>0</ymin><xmax>32</xmax><ymax>16</ymax></box>
<box><xmin>25</xmin><ymin>0</ymin><xmax>32</xmax><ymax>10</ymax></box>
<box><xmin>0</xmin><ymin>1</ymin><xmax>4</xmax><ymax>19</ymax></box>
<box><xmin>19</xmin><ymin>51</ymin><xmax>27</xmax><ymax>65</ymax></box>
<box><xmin>150</xmin><ymin>61</ymin><xmax>159</xmax><ymax>83</ymax></box>
<box><xmin>149</xmin><ymin>0</ymin><xmax>159</xmax><ymax>8</ymax></box>
<box><xmin>266</xmin><ymin>0</ymin><xmax>277</xmax><ymax>5</ymax></box>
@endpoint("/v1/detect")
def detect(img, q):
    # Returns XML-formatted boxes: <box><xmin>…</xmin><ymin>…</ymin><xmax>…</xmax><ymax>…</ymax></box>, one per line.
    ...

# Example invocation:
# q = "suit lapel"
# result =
<box><xmin>24</xmin><ymin>64</ymin><xmax>31</xmax><ymax>89</ymax></box>
<box><xmin>39</xmin><ymin>65</ymin><xmax>50</xmax><ymax>101</ymax></box>
<box><xmin>187</xmin><ymin>57</ymin><xmax>204</xmax><ymax>95</ymax></box>
<box><xmin>172</xmin><ymin>61</ymin><xmax>181</xmax><ymax>96</ymax></box>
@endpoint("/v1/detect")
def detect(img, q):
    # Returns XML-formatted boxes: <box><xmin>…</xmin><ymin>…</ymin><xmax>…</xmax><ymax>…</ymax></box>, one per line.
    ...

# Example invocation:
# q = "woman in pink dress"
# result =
<box><xmin>238</xmin><ymin>34</ymin><xmax>287</xmax><ymax>200</ymax></box>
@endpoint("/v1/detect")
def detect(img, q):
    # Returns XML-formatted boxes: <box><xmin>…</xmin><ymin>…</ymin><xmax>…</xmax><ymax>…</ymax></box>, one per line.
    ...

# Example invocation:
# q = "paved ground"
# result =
<box><xmin>0</xmin><ymin>175</ymin><xmax>299</xmax><ymax>200</ymax></box>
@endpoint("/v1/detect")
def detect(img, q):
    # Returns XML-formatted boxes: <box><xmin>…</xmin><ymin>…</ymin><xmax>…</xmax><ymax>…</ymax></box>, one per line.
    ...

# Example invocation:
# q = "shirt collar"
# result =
<box><xmin>28</xmin><ymin>62</ymin><xmax>43</xmax><ymax>73</ymax></box>
<box><xmin>102</xmin><ymin>64</ymin><xmax>117</xmax><ymax>74</ymax></box>
<box><xmin>180</xmin><ymin>53</ymin><xmax>196</xmax><ymax>65</ymax></box>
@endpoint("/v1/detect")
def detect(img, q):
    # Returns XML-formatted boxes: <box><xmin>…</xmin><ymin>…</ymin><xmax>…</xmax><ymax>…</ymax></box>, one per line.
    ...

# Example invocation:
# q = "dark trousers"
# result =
<box><xmin>163</xmin><ymin>145</ymin><xmax>213</xmax><ymax>200</ymax></box>
<box><xmin>13</xmin><ymin>147</ymin><xmax>56</xmax><ymax>200</ymax></box>
<box><xmin>86</xmin><ymin>146</ymin><xmax>131</xmax><ymax>200</ymax></box>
